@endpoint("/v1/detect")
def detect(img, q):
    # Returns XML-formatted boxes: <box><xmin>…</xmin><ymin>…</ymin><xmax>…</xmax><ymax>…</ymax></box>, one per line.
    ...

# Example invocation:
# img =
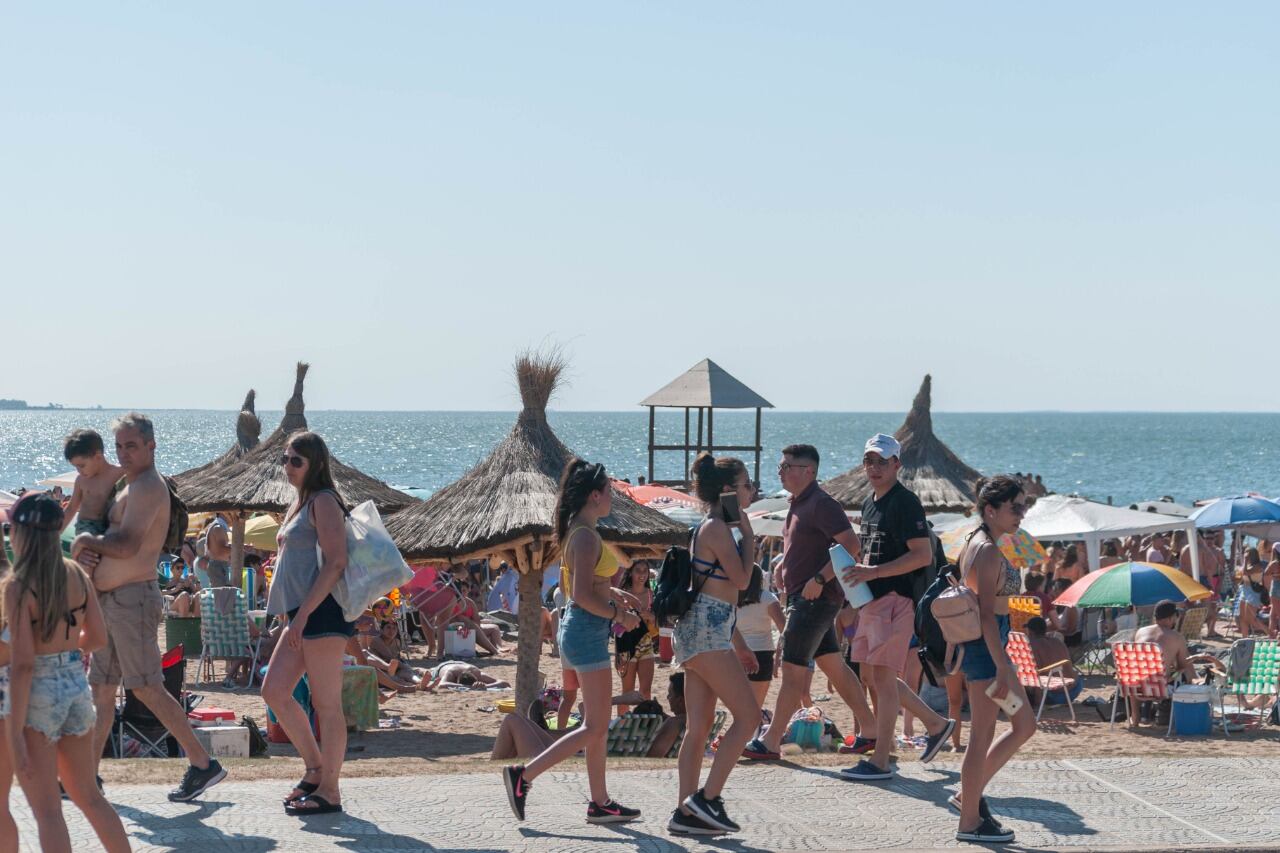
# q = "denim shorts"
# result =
<box><xmin>287</xmin><ymin>593</ymin><xmax>356</xmax><ymax>640</ymax></box>
<box><xmin>780</xmin><ymin>596</ymin><xmax>842</xmax><ymax>667</ymax></box>
<box><xmin>960</xmin><ymin>614</ymin><xmax>1011</xmax><ymax>682</ymax></box>
<box><xmin>673</xmin><ymin>595</ymin><xmax>737</xmax><ymax>667</ymax></box>
<box><xmin>559</xmin><ymin>604</ymin><xmax>612</xmax><ymax>673</ymax></box>
<box><xmin>27</xmin><ymin>651</ymin><xmax>96</xmax><ymax>742</ymax></box>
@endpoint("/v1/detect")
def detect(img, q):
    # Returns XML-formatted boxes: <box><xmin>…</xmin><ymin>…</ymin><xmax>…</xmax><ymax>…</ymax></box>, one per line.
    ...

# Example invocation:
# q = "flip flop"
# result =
<box><xmin>284</xmin><ymin>780</ymin><xmax>318</xmax><ymax>804</ymax></box>
<box><xmin>285</xmin><ymin>794</ymin><xmax>343</xmax><ymax>815</ymax></box>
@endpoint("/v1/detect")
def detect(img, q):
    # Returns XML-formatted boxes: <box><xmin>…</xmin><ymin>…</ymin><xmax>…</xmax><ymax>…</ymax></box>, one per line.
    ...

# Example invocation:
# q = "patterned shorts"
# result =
<box><xmin>673</xmin><ymin>595</ymin><xmax>737</xmax><ymax>668</ymax></box>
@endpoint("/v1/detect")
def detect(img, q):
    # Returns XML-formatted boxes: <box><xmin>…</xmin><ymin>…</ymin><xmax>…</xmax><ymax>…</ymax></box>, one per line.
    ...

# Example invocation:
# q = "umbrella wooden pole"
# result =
<box><xmin>230</xmin><ymin>514</ymin><xmax>246</xmax><ymax>590</ymax></box>
<box><xmin>515</xmin><ymin>543</ymin><xmax>545</xmax><ymax>713</ymax></box>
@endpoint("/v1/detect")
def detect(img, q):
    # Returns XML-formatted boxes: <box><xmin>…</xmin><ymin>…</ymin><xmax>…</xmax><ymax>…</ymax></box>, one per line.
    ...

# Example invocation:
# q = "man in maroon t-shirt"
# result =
<box><xmin>743</xmin><ymin>444</ymin><xmax>877</xmax><ymax>760</ymax></box>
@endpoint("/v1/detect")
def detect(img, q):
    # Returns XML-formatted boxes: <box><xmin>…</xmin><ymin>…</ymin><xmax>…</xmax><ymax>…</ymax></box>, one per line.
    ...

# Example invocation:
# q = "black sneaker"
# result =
<box><xmin>167</xmin><ymin>759</ymin><xmax>227</xmax><ymax>802</ymax></box>
<box><xmin>668</xmin><ymin>808</ymin><xmax>725</xmax><ymax>836</ymax></box>
<box><xmin>956</xmin><ymin>816</ymin><xmax>1015</xmax><ymax>844</ymax></box>
<box><xmin>586</xmin><ymin>799</ymin><xmax>641</xmax><ymax>824</ymax></box>
<box><xmin>682</xmin><ymin>789</ymin><xmax>740</xmax><ymax>833</ymax></box>
<box><xmin>947</xmin><ymin>793</ymin><xmax>1003</xmax><ymax>829</ymax></box>
<box><xmin>503</xmin><ymin>765</ymin><xmax>530</xmax><ymax>821</ymax></box>
<box><xmin>921</xmin><ymin>718</ymin><xmax>957</xmax><ymax>763</ymax></box>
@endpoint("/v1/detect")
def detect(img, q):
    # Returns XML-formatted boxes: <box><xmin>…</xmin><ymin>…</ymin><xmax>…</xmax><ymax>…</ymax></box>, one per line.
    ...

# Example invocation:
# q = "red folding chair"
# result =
<box><xmin>1006</xmin><ymin>631</ymin><xmax>1077</xmax><ymax>722</ymax></box>
<box><xmin>1111</xmin><ymin>641</ymin><xmax>1168</xmax><ymax>728</ymax></box>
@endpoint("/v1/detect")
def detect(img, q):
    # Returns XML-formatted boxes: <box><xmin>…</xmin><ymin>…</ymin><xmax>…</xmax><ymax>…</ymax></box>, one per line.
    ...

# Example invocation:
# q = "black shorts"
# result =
<box><xmin>287</xmin><ymin>594</ymin><xmax>356</xmax><ymax>640</ymax></box>
<box><xmin>781</xmin><ymin>597</ymin><xmax>842</xmax><ymax>667</ymax></box>
<box><xmin>748</xmin><ymin>650</ymin><xmax>775</xmax><ymax>683</ymax></box>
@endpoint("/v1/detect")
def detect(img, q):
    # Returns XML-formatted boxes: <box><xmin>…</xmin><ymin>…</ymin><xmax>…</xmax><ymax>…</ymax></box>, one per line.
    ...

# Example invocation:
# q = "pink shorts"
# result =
<box><xmin>849</xmin><ymin>592</ymin><xmax>915</xmax><ymax>676</ymax></box>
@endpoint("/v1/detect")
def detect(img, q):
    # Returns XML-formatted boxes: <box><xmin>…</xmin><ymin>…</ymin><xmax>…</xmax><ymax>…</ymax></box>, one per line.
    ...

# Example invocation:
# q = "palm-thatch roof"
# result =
<box><xmin>824</xmin><ymin>375</ymin><xmax>981</xmax><ymax>513</ymax></box>
<box><xmin>385</xmin><ymin>351</ymin><xmax>689</xmax><ymax>565</ymax></box>
<box><xmin>174</xmin><ymin>390</ymin><xmax>261</xmax><ymax>481</ymax></box>
<box><xmin>175</xmin><ymin>363</ymin><xmax>416</xmax><ymax>515</ymax></box>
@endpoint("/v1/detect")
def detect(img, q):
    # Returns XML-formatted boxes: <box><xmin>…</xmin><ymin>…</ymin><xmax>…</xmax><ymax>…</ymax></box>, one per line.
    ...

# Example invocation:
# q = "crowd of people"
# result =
<box><xmin>2</xmin><ymin>413</ymin><xmax>1273</xmax><ymax>848</ymax></box>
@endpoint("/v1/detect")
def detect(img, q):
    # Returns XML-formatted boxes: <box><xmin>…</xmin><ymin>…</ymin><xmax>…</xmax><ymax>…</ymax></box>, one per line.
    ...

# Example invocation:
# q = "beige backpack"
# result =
<box><xmin>931</xmin><ymin>539</ymin><xmax>985</xmax><ymax>674</ymax></box>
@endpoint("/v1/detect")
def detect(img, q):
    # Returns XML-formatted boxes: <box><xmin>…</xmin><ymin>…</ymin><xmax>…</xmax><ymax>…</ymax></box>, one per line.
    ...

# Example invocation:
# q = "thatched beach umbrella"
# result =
<box><xmin>824</xmin><ymin>375</ymin><xmax>982</xmax><ymax>513</ymax></box>
<box><xmin>175</xmin><ymin>363</ymin><xmax>417</xmax><ymax>582</ymax></box>
<box><xmin>384</xmin><ymin>351</ymin><xmax>689</xmax><ymax>708</ymax></box>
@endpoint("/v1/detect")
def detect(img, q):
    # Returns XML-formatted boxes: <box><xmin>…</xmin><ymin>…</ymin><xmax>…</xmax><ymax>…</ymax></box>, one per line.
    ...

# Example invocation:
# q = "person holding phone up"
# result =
<box><xmin>952</xmin><ymin>476</ymin><xmax>1036</xmax><ymax>844</ymax></box>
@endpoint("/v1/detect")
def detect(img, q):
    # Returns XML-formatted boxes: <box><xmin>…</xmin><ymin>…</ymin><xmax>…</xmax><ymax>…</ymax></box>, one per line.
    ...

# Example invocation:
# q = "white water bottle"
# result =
<box><xmin>829</xmin><ymin>545</ymin><xmax>874</xmax><ymax>609</ymax></box>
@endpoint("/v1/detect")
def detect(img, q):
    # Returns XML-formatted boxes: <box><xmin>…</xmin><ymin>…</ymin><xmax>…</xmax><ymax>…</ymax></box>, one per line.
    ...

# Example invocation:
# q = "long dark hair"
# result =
<box><xmin>287</xmin><ymin>430</ymin><xmax>346</xmax><ymax>515</ymax></box>
<box><xmin>967</xmin><ymin>475</ymin><xmax>1025</xmax><ymax>542</ymax></box>
<box><xmin>554</xmin><ymin>457</ymin><xmax>608</xmax><ymax>544</ymax></box>
<box><xmin>690</xmin><ymin>451</ymin><xmax>746</xmax><ymax>506</ymax></box>
<box><xmin>738</xmin><ymin>563</ymin><xmax>764</xmax><ymax>607</ymax></box>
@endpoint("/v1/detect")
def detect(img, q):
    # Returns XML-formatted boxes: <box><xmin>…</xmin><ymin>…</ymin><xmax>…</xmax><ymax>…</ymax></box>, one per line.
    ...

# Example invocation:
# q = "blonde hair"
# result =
<box><xmin>5</xmin><ymin>524</ymin><xmax>83</xmax><ymax>643</ymax></box>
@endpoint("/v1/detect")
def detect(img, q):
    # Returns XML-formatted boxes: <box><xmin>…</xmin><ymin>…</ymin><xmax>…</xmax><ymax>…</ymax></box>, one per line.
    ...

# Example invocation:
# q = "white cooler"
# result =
<box><xmin>444</xmin><ymin>625</ymin><xmax>477</xmax><ymax>658</ymax></box>
<box><xmin>193</xmin><ymin>725</ymin><xmax>250</xmax><ymax>758</ymax></box>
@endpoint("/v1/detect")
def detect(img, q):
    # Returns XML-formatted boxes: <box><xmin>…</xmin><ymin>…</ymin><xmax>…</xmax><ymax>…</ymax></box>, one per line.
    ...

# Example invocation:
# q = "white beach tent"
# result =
<box><xmin>1022</xmin><ymin>494</ymin><xmax>1202</xmax><ymax>581</ymax></box>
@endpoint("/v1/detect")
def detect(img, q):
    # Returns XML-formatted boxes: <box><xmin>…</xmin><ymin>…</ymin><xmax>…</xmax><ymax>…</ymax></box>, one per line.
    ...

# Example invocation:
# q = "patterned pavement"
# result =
<box><xmin>12</xmin><ymin>757</ymin><xmax>1280</xmax><ymax>851</ymax></box>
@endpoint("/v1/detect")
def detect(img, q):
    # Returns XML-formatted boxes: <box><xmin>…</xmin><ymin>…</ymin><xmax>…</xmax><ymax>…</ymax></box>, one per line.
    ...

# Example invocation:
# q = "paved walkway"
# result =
<box><xmin>13</xmin><ymin>758</ymin><xmax>1280</xmax><ymax>851</ymax></box>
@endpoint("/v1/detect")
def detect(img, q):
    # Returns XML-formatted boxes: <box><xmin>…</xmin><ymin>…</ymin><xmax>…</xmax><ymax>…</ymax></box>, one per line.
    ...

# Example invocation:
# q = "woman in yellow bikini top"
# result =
<box><xmin>505</xmin><ymin>458</ymin><xmax>643</xmax><ymax>826</ymax></box>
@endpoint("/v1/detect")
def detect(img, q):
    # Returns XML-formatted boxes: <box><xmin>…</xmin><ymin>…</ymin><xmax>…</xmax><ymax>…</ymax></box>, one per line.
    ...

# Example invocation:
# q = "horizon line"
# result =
<box><xmin>8</xmin><ymin>407</ymin><xmax>1280</xmax><ymax>416</ymax></box>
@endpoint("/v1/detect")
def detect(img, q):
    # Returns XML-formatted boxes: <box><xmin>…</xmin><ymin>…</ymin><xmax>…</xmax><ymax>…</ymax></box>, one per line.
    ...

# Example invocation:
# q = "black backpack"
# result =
<box><xmin>652</xmin><ymin>545</ymin><xmax>697</xmax><ymax>626</ymax></box>
<box><xmin>910</xmin><ymin>528</ymin><xmax>949</xmax><ymax>605</ymax></box>
<box><xmin>915</xmin><ymin>563</ymin><xmax>959</xmax><ymax>688</ymax></box>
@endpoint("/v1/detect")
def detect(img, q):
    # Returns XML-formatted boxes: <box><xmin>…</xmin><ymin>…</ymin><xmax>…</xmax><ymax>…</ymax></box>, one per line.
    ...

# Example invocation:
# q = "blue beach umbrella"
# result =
<box><xmin>1190</xmin><ymin>496</ymin><xmax>1280</xmax><ymax>529</ymax></box>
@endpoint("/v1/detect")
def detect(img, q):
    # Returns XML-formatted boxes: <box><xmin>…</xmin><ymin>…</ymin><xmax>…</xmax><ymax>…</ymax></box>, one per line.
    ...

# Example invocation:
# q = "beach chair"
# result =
<box><xmin>606</xmin><ymin>714</ymin><xmax>663</xmax><ymax>757</ymax></box>
<box><xmin>1179</xmin><ymin>606</ymin><xmax>1208</xmax><ymax>647</ymax></box>
<box><xmin>1073</xmin><ymin>609</ymin><xmax>1113</xmax><ymax>676</ymax></box>
<box><xmin>1008</xmin><ymin>597</ymin><xmax>1040</xmax><ymax>634</ymax></box>
<box><xmin>1110</xmin><ymin>642</ymin><xmax>1168</xmax><ymax>729</ymax></box>
<box><xmin>1006</xmin><ymin>631</ymin><xmax>1077</xmax><ymax>723</ymax></box>
<box><xmin>196</xmin><ymin>588</ymin><xmax>251</xmax><ymax>685</ymax></box>
<box><xmin>1221</xmin><ymin>638</ymin><xmax>1280</xmax><ymax>729</ymax></box>
<box><xmin>665</xmin><ymin>709</ymin><xmax>728</xmax><ymax>758</ymax></box>
<box><xmin>113</xmin><ymin>644</ymin><xmax>187</xmax><ymax>758</ymax></box>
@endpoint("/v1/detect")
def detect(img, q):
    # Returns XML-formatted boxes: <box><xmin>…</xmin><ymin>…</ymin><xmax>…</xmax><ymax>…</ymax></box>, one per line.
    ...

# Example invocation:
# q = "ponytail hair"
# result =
<box><xmin>554</xmin><ymin>457</ymin><xmax>609</xmax><ymax>543</ymax></box>
<box><xmin>690</xmin><ymin>451</ymin><xmax>746</xmax><ymax>506</ymax></box>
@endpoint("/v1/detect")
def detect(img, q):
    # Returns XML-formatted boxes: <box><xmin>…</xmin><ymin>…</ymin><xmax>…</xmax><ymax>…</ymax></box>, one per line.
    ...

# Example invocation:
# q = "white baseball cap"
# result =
<box><xmin>864</xmin><ymin>433</ymin><xmax>901</xmax><ymax>460</ymax></box>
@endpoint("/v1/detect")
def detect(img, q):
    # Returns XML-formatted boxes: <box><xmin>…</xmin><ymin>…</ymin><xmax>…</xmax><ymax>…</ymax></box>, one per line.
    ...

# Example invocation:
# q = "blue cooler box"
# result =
<box><xmin>1170</xmin><ymin>687</ymin><xmax>1213</xmax><ymax>736</ymax></box>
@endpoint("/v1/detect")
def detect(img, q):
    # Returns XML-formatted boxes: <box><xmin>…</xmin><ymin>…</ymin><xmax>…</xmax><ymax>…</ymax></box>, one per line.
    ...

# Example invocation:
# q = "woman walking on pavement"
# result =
<box><xmin>503</xmin><ymin>458</ymin><xmax>645</xmax><ymax>825</ymax></box>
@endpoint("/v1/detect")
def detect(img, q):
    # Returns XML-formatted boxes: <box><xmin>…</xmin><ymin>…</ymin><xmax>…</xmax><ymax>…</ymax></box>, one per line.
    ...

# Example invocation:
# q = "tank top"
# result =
<box><xmin>559</xmin><ymin>526</ymin><xmax>618</xmax><ymax>603</ymax></box>
<box><xmin>266</xmin><ymin>490</ymin><xmax>336</xmax><ymax>615</ymax></box>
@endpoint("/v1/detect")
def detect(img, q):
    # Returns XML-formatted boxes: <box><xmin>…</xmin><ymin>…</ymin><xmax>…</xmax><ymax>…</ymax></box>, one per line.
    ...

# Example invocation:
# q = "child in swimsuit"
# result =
<box><xmin>59</xmin><ymin>429</ymin><xmax>123</xmax><ymax>537</ymax></box>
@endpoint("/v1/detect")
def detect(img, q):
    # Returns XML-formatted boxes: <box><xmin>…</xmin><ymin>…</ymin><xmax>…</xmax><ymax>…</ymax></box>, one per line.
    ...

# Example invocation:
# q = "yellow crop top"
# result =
<box><xmin>560</xmin><ymin>526</ymin><xmax>619</xmax><ymax>601</ymax></box>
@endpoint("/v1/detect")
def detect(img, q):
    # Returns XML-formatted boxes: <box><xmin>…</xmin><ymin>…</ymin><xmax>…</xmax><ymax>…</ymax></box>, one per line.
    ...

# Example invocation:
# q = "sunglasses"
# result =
<box><xmin>1008</xmin><ymin>502</ymin><xmax>1029</xmax><ymax>516</ymax></box>
<box><xmin>280</xmin><ymin>453</ymin><xmax>305</xmax><ymax>469</ymax></box>
<box><xmin>777</xmin><ymin>462</ymin><xmax>814</xmax><ymax>473</ymax></box>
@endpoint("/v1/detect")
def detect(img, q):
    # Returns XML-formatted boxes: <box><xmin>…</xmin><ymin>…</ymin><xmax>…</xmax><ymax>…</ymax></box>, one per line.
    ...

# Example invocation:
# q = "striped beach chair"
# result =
<box><xmin>197</xmin><ymin>588</ymin><xmax>250</xmax><ymax>684</ymax></box>
<box><xmin>1222</xmin><ymin>638</ymin><xmax>1280</xmax><ymax>730</ymax></box>
<box><xmin>1110</xmin><ymin>642</ymin><xmax>1167</xmax><ymax>728</ymax></box>
<box><xmin>606</xmin><ymin>714</ymin><xmax>663</xmax><ymax>757</ymax></box>
<box><xmin>1006</xmin><ymin>631</ymin><xmax>1077</xmax><ymax>722</ymax></box>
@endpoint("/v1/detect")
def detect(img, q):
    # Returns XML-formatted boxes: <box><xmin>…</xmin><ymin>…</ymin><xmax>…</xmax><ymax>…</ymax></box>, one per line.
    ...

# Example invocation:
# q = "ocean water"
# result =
<box><xmin>2</xmin><ymin>409</ymin><xmax>1278</xmax><ymax>507</ymax></box>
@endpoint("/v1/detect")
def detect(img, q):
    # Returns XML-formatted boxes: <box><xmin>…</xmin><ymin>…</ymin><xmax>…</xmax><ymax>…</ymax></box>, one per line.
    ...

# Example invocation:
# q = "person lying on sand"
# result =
<box><xmin>426</xmin><ymin>661</ymin><xmax>510</xmax><ymax>692</ymax></box>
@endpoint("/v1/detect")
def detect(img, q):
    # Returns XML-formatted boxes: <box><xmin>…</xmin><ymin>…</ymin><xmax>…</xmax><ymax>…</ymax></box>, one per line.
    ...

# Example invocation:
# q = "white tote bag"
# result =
<box><xmin>318</xmin><ymin>499</ymin><xmax>414</xmax><ymax>622</ymax></box>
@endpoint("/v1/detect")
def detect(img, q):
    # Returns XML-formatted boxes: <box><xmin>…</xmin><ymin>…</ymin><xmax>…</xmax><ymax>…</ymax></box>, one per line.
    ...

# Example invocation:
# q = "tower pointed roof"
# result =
<box><xmin>640</xmin><ymin>359</ymin><xmax>773</xmax><ymax>409</ymax></box>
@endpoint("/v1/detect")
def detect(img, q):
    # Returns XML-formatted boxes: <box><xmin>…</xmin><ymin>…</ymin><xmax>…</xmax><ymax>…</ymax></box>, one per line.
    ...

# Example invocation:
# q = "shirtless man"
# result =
<box><xmin>60</xmin><ymin>429</ymin><xmax>124</xmax><ymax>536</ymax></box>
<box><xmin>1135</xmin><ymin>601</ymin><xmax>1199</xmax><ymax>679</ymax></box>
<box><xmin>425</xmin><ymin>661</ymin><xmax>510</xmax><ymax>691</ymax></box>
<box><xmin>71</xmin><ymin>413</ymin><xmax>227</xmax><ymax>802</ymax></box>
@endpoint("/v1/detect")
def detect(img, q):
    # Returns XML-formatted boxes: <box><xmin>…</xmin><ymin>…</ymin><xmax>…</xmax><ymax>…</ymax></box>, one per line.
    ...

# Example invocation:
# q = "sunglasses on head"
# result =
<box><xmin>280</xmin><ymin>453</ymin><xmax>305</xmax><ymax>469</ymax></box>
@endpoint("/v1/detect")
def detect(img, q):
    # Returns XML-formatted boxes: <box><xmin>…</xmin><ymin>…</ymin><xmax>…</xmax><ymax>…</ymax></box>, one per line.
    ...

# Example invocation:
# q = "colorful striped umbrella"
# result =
<box><xmin>1053</xmin><ymin>561</ymin><xmax>1212</xmax><ymax>608</ymax></box>
<box><xmin>938</xmin><ymin>524</ymin><xmax>1048</xmax><ymax>569</ymax></box>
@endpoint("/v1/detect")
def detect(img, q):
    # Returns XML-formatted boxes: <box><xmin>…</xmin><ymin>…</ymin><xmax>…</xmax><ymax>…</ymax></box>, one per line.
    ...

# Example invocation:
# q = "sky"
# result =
<box><xmin>2</xmin><ymin>4</ymin><xmax>1277</xmax><ymax>413</ymax></box>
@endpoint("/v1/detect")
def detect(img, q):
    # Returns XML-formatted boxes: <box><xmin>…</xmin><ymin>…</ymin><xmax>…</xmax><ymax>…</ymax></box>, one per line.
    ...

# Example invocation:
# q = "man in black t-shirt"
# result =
<box><xmin>839</xmin><ymin>434</ymin><xmax>955</xmax><ymax>781</ymax></box>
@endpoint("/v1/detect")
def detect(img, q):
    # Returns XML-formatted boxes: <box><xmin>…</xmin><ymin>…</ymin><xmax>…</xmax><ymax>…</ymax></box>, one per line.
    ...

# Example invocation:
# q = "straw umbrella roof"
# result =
<box><xmin>386</xmin><ymin>352</ymin><xmax>689</xmax><ymax>564</ymax></box>
<box><xmin>824</xmin><ymin>375</ymin><xmax>981</xmax><ymax>513</ymax></box>
<box><xmin>175</xmin><ymin>363</ymin><xmax>416</xmax><ymax>515</ymax></box>
<box><xmin>174</xmin><ymin>390</ymin><xmax>261</xmax><ymax>480</ymax></box>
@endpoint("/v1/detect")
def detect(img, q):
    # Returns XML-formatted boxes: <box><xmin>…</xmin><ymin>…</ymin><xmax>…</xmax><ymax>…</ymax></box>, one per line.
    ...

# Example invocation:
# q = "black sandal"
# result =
<box><xmin>283</xmin><ymin>768</ymin><xmax>322</xmax><ymax>804</ymax></box>
<box><xmin>285</xmin><ymin>794</ymin><xmax>343</xmax><ymax>815</ymax></box>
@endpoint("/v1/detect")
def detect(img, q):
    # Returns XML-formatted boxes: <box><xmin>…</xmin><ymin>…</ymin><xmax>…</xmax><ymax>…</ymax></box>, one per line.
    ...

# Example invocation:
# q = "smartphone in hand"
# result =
<box><xmin>719</xmin><ymin>492</ymin><xmax>741</xmax><ymax>525</ymax></box>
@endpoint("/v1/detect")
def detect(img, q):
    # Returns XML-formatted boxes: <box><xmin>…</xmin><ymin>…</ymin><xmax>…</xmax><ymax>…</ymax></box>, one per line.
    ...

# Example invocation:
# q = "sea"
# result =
<box><xmin>2</xmin><ymin>409</ymin><xmax>1278</xmax><ymax>508</ymax></box>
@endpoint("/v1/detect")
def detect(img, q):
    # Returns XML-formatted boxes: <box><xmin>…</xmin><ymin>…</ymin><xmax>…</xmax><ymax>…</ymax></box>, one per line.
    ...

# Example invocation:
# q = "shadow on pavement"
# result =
<box><xmin>297</xmin><ymin>810</ymin><xmax>505</xmax><ymax>852</ymax></box>
<box><xmin>116</xmin><ymin>799</ymin><xmax>278</xmax><ymax>852</ymax></box>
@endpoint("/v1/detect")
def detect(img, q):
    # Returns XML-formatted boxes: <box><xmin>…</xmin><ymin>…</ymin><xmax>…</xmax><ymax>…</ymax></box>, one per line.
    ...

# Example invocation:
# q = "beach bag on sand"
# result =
<box><xmin>931</xmin><ymin>575</ymin><xmax>983</xmax><ymax>676</ymax></box>
<box><xmin>321</xmin><ymin>500</ymin><xmax>414</xmax><ymax>622</ymax></box>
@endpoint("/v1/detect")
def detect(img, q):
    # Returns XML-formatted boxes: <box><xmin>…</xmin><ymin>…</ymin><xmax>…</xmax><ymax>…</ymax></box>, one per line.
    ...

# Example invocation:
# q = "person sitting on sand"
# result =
<box><xmin>368</xmin><ymin>620</ymin><xmax>422</xmax><ymax>682</ymax></box>
<box><xmin>59</xmin><ymin>429</ymin><xmax>124</xmax><ymax>536</ymax></box>
<box><xmin>432</xmin><ymin>591</ymin><xmax>508</xmax><ymax>658</ymax></box>
<box><xmin>426</xmin><ymin>661</ymin><xmax>510</xmax><ymax>691</ymax></box>
<box><xmin>343</xmin><ymin>634</ymin><xmax>421</xmax><ymax>696</ymax></box>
